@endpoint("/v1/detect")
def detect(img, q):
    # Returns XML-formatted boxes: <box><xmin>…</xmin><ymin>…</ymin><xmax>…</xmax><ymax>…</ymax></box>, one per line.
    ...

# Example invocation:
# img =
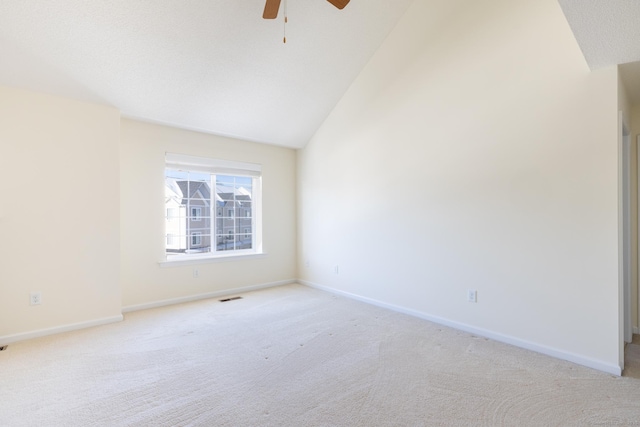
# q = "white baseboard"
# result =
<box><xmin>299</xmin><ymin>280</ymin><xmax>622</xmax><ymax>376</ymax></box>
<box><xmin>0</xmin><ymin>315</ymin><xmax>123</xmax><ymax>346</ymax></box>
<box><xmin>122</xmin><ymin>279</ymin><xmax>297</xmax><ymax>313</ymax></box>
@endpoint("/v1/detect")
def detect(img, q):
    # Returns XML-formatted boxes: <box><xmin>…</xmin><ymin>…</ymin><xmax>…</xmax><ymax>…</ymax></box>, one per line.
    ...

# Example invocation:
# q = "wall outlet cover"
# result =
<box><xmin>467</xmin><ymin>290</ymin><xmax>477</xmax><ymax>303</ymax></box>
<box><xmin>30</xmin><ymin>292</ymin><xmax>42</xmax><ymax>305</ymax></box>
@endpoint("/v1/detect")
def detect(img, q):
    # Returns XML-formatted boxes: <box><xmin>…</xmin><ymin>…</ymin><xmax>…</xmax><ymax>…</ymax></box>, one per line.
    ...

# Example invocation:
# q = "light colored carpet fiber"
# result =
<box><xmin>2</xmin><ymin>283</ymin><xmax>640</xmax><ymax>426</ymax></box>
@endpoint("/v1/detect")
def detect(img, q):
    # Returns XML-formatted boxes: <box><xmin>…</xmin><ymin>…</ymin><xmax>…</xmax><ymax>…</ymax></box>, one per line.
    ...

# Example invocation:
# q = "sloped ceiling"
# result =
<box><xmin>0</xmin><ymin>0</ymin><xmax>413</xmax><ymax>148</ymax></box>
<box><xmin>558</xmin><ymin>0</ymin><xmax>640</xmax><ymax>69</ymax></box>
<box><xmin>2</xmin><ymin>1</ymin><xmax>639</xmax><ymax>148</ymax></box>
<box><xmin>558</xmin><ymin>0</ymin><xmax>640</xmax><ymax>103</ymax></box>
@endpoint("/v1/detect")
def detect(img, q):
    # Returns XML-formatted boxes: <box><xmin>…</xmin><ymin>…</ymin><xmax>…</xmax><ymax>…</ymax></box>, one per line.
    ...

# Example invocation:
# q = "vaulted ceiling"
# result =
<box><xmin>1</xmin><ymin>1</ymin><xmax>639</xmax><ymax>149</ymax></box>
<box><xmin>0</xmin><ymin>0</ymin><xmax>413</xmax><ymax>148</ymax></box>
<box><xmin>558</xmin><ymin>0</ymin><xmax>640</xmax><ymax>103</ymax></box>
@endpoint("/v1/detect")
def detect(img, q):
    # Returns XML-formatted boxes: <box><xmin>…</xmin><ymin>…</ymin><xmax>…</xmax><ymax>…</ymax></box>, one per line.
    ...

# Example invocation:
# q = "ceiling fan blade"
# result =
<box><xmin>263</xmin><ymin>0</ymin><xmax>281</xmax><ymax>19</ymax></box>
<box><xmin>327</xmin><ymin>0</ymin><xmax>350</xmax><ymax>10</ymax></box>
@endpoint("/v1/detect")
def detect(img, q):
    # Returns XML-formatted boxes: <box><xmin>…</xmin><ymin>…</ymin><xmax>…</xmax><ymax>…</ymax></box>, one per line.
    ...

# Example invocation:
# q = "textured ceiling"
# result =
<box><xmin>558</xmin><ymin>0</ymin><xmax>640</xmax><ymax>104</ymax></box>
<box><xmin>0</xmin><ymin>0</ymin><xmax>413</xmax><ymax>148</ymax></box>
<box><xmin>558</xmin><ymin>0</ymin><xmax>640</xmax><ymax>69</ymax></box>
<box><xmin>3</xmin><ymin>1</ymin><xmax>639</xmax><ymax>148</ymax></box>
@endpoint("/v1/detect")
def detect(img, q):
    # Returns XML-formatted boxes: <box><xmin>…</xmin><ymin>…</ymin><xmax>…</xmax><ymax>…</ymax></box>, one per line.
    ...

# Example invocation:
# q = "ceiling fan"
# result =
<box><xmin>263</xmin><ymin>0</ymin><xmax>350</xmax><ymax>19</ymax></box>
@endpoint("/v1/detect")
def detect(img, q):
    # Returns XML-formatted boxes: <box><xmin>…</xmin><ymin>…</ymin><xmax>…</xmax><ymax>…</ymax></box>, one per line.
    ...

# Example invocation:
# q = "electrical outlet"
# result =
<box><xmin>30</xmin><ymin>292</ymin><xmax>42</xmax><ymax>306</ymax></box>
<box><xmin>467</xmin><ymin>290</ymin><xmax>477</xmax><ymax>303</ymax></box>
<box><xmin>305</xmin><ymin>259</ymin><xmax>310</xmax><ymax>267</ymax></box>
<box><xmin>193</xmin><ymin>269</ymin><xmax>199</xmax><ymax>278</ymax></box>
<box><xmin>334</xmin><ymin>265</ymin><xmax>339</xmax><ymax>274</ymax></box>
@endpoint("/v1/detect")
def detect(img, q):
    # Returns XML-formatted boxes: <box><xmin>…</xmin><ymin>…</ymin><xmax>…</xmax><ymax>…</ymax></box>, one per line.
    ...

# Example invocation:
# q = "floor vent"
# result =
<box><xmin>219</xmin><ymin>296</ymin><xmax>243</xmax><ymax>302</ymax></box>
<box><xmin>0</xmin><ymin>346</ymin><xmax>7</xmax><ymax>351</ymax></box>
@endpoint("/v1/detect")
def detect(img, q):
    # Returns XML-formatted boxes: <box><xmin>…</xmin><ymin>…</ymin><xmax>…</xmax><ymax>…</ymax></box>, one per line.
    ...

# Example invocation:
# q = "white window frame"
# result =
<box><xmin>162</xmin><ymin>153</ymin><xmax>263</xmax><ymax>265</ymax></box>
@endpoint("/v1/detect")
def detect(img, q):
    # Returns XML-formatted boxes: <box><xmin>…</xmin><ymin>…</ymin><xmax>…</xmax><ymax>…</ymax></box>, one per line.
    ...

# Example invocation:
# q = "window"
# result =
<box><xmin>164</xmin><ymin>153</ymin><xmax>262</xmax><ymax>261</ymax></box>
<box><xmin>191</xmin><ymin>207</ymin><xmax>202</xmax><ymax>221</ymax></box>
<box><xmin>191</xmin><ymin>232</ymin><xmax>202</xmax><ymax>246</ymax></box>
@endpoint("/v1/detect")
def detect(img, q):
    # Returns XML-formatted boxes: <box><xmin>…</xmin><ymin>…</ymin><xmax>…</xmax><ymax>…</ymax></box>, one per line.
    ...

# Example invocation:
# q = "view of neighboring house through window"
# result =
<box><xmin>191</xmin><ymin>232</ymin><xmax>202</xmax><ymax>246</ymax></box>
<box><xmin>191</xmin><ymin>207</ymin><xmax>202</xmax><ymax>221</ymax></box>
<box><xmin>164</xmin><ymin>153</ymin><xmax>262</xmax><ymax>260</ymax></box>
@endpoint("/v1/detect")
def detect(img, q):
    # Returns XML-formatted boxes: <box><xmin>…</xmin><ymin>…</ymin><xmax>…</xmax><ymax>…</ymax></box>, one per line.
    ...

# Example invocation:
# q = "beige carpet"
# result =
<box><xmin>2</xmin><ymin>283</ymin><xmax>640</xmax><ymax>426</ymax></box>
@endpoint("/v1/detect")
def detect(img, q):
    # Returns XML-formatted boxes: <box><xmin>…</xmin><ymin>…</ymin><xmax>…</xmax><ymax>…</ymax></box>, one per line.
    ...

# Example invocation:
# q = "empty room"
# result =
<box><xmin>3</xmin><ymin>0</ymin><xmax>640</xmax><ymax>425</ymax></box>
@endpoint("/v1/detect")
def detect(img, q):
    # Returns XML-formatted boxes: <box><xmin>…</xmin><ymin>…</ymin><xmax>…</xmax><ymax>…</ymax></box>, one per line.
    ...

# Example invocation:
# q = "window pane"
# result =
<box><xmin>191</xmin><ymin>233</ymin><xmax>201</xmax><ymax>246</ymax></box>
<box><xmin>165</xmin><ymin>168</ymin><xmax>213</xmax><ymax>256</ymax></box>
<box><xmin>216</xmin><ymin>234</ymin><xmax>234</xmax><ymax>251</ymax></box>
<box><xmin>214</xmin><ymin>175</ymin><xmax>253</xmax><ymax>252</ymax></box>
<box><xmin>166</xmin><ymin>234</ymin><xmax>187</xmax><ymax>253</ymax></box>
<box><xmin>217</xmin><ymin>175</ymin><xmax>235</xmax><ymax>185</ymax></box>
<box><xmin>190</xmin><ymin>207</ymin><xmax>202</xmax><ymax>220</ymax></box>
<box><xmin>235</xmin><ymin>234</ymin><xmax>252</xmax><ymax>250</ymax></box>
<box><xmin>188</xmin><ymin>232</ymin><xmax>211</xmax><ymax>253</ymax></box>
<box><xmin>236</xmin><ymin>216</ymin><xmax>251</xmax><ymax>228</ymax></box>
<box><xmin>236</xmin><ymin>202</ymin><xmax>252</xmax><ymax>218</ymax></box>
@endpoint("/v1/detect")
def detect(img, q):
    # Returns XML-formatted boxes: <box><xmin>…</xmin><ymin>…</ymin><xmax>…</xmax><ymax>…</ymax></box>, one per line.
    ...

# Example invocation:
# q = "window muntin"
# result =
<box><xmin>164</xmin><ymin>155</ymin><xmax>261</xmax><ymax>260</ymax></box>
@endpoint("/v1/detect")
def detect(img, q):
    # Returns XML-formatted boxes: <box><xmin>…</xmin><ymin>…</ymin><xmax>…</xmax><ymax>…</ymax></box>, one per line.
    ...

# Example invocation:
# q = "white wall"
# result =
<box><xmin>298</xmin><ymin>0</ymin><xmax>621</xmax><ymax>372</ymax></box>
<box><xmin>0</xmin><ymin>90</ymin><xmax>297</xmax><ymax>340</ymax></box>
<box><xmin>0</xmin><ymin>86</ymin><xmax>122</xmax><ymax>340</ymax></box>
<box><xmin>631</xmin><ymin>104</ymin><xmax>640</xmax><ymax>335</ymax></box>
<box><xmin>120</xmin><ymin>119</ymin><xmax>297</xmax><ymax>308</ymax></box>
<box><xmin>618</xmin><ymin>71</ymin><xmax>637</xmax><ymax>340</ymax></box>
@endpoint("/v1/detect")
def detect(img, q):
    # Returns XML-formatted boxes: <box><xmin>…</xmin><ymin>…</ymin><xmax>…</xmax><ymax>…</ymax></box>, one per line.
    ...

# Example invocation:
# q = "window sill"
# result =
<box><xmin>159</xmin><ymin>252</ymin><xmax>266</xmax><ymax>267</ymax></box>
